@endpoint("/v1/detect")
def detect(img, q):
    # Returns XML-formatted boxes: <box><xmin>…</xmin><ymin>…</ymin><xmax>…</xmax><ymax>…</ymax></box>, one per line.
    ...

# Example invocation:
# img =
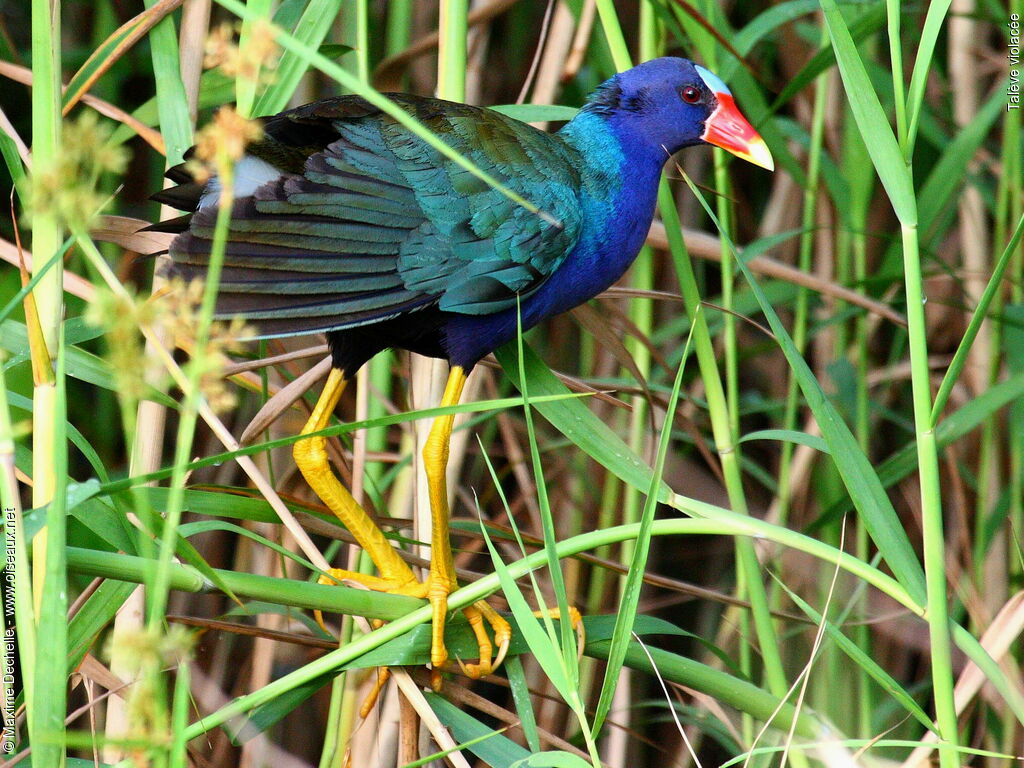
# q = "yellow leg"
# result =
<box><xmin>298</xmin><ymin>366</ymin><xmax>510</xmax><ymax>694</ymax></box>
<box><xmin>293</xmin><ymin>369</ymin><xmax>422</xmax><ymax>593</ymax></box>
<box><xmin>422</xmin><ymin>367</ymin><xmax>512</xmax><ymax>681</ymax></box>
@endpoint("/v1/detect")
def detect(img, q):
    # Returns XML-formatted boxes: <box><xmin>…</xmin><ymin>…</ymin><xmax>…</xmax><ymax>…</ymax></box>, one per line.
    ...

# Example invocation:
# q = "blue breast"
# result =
<box><xmin>444</xmin><ymin>114</ymin><xmax>665</xmax><ymax>368</ymax></box>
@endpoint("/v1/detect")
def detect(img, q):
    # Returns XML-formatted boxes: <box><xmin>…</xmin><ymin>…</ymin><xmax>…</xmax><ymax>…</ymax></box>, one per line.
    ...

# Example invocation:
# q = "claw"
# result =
<box><xmin>314</xmin><ymin>571</ymin><xmax>346</xmax><ymax>635</ymax></box>
<box><xmin>462</xmin><ymin>603</ymin><xmax>492</xmax><ymax>677</ymax></box>
<box><xmin>473</xmin><ymin>599</ymin><xmax>511</xmax><ymax>674</ymax></box>
<box><xmin>456</xmin><ymin>654</ymin><xmax>492</xmax><ymax>679</ymax></box>
<box><xmin>488</xmin><ymin>617</ymin><xmax>512</xmax><ymax>671</ymax></box>
<box><xmin>573</xmin><ymin>609</ymin><xmax>586</xmax><ymax>661</ymax></box>
<box><xmin>445</xmin><ymin>652</ymin><xmax>490</xmax><ymax>680</ymax></box>
<box><xmin>492</xmin><ymin>632</ymin><xmax>510</xmax><ymax>671</ymax></box>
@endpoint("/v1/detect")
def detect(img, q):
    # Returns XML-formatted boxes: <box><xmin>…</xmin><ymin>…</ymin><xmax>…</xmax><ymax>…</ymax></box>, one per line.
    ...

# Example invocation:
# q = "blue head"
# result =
<box><xmin>580</xmin><ymin>57</ymin><xmax>773</xmax><ymax>170</ymax></box>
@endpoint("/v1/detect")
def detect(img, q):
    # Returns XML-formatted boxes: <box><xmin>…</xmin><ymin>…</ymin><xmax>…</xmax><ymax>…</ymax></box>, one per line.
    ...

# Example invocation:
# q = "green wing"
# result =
<box><xmin>168</xmin><ymin>95</ymin><xmax>584</xmax><ymax>338</ymax></box>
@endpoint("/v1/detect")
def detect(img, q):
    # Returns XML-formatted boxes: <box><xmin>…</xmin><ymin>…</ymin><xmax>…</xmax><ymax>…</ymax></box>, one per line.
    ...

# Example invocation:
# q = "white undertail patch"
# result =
<box><xmin>198</xmin><ymin>154</ymin><xmax>283</xmax><ymax>209</ymax></box>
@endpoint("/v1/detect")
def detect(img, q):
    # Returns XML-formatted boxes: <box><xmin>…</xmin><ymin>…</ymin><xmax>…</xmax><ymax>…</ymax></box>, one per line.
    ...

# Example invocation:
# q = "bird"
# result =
<box><xmin>155</xmin><ymin>56</ymin><xmax>772</xmax><ymax>687</ymax></box>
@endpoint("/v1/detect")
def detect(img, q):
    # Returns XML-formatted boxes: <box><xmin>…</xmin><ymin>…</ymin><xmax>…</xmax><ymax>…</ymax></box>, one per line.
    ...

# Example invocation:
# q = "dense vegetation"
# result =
<box><xmin>1</xmin><ymin>0</ymin><xmax>1022</xmax><ymax>766</ymax></box>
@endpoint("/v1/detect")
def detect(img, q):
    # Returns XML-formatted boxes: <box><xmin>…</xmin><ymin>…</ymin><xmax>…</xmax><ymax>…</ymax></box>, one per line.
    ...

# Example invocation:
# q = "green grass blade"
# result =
<box><xmin>490</xmin><ymin>104</ymin><xmax>579</xmax><ymax>122</ymax></box>
<box><xmin>932</xmin><ymin>212</ymin><xmax>1024</xmax><ymax>418</ymax></box>
<box><xmin>495</xmin><ymin>343</ymin><xmax>664</xmax><ymax>499</ymax></box>
<box><xmin>251</xmin><ymin>0</ymin><xmax>346</xmax><ymax>116</ymax></box>
<box><xmin>108</xmin><ymin>69</ymin><xmax>234</xmax><ymax>148</ymax></box>
<box><xmin>917</xmin><ymin>83</ymin><xmax>1009</xmax><ymax>245</ymax></box>
<box><xmin>769</xmin><ymin>4</ymin><xmax>886</xmax><ymax>113</ymax></box>
<box><xmin>0</xmin><ymin>123</ymin><xmax>27</xmax><ymax>192</ymax></box>
<box><xmin>28</xmin><ymin>12</ymin><xmax>65</xmax><ymax>757</ymax></box>
<box><xmin>949</xmin><ymin>623</ymin><xmax>1024</xmax><ymax>727</ymax></box>
<box><xmin>586</xmin><ymin>639</ymin><xmax>821</xmax><ymax>740</ymax></box>
<box><xmin>818</xmin><ymin>0</ymin><xmax>916</xmax><ymax>225</ymax></box>
<box><xmin>777</xmin><ymin>576</ymin><xmax>935</xmax><ymax>732</ymax></box>
<box><xmin>0</xmin><ymin>352</ymin><xmax>36</xmax><ymax>749</ymax></box>
<box><xmin>477</xmin><ymin>458</ymin><xmax>574</xmax><ymax>700</ymax></box>
<box><xmin>514</xmin><ymin>315</ymin><xmax>576</xmax><ymax>669</ymax></box>
<box><xmin>437</xmin><ymin>0</ymin><xmax>468</xmax><ymax>99</ymax></box>
<box><xmin>168</xmin><ymin>659</ymin><xmax>190</xmax><ymax>768</ymax></box>
<box><xmin>739</xmin><ymin>429</ymin><xmax>829</xmax><ymax>454</ymax></box>
<box><xmin>32</xmin><ymin>327</ymin><xmax>69</xmax><ymax>767</ymax></box>
<box><xmin>65</xmin><ymin>580</ymin><xmax>139</xmax><ymax>673</ymax></box>
<box><xmin>234</xmin><ymin>0</ymin><xmax>273</xmax><ymax>117</ymax></box>
<box><xmin>64</xmin><ymin>545</ymin><xmax>423</xmax><ymax>619</ymax></box>
<box><xmin>819</xmin><ymin>371</ymin><xmax>1024</xmax><ymax>525</ymax></box>
<box><xmin>904</xmin><ymin>0</ymin><xmax>954</xmax><ymax>153</ymax></box>
<box><xmin>6</xmin><ymin>391</ymin><xmax>111</xmax><ymax>482</ymax></box>
<box><xmin>505</xmin><ymin>656</ymin><xmax>541</xmax><ymax>753</ymax></box>
<box><xmin>62</xmin><ymin>0</ymin><xmax>179</xmax><ymax>114</ymax></box>
<box><xmin>426</xmin><ymin>693</ymin><xmax>529</xmax><ymax>767</ymax></box>
<box><xmin>680</xmin><ymin>172</ymin><xmax>927</xmax><ymax>602</ymax></box>
<box><xmin>883</xmin><ymin>372</ymin><xmax>1024</xmax><ymax>498</ymax></box>
<box><xmin>591</xmin><ymin>319</ymin><xmax>693</xmax><ymax>735</ymax></box>
<box><xmin>142</xmin><ymin>0</ymin><xmax>192</xmax><ymax>163</ymax></box>
<box><xmin>0</xmin><ymin>319</ymin><xmax>177</xmax><ymax>408</ymax></box>
<box><xmin>178</xmin><ymin>519</ymin><xmax>317</xmax><ymax>572</ymax></box>
<box><xmin>728</xmin><ymin>0</ymin><xmax>820</xmax><ymax>66</ymax></box>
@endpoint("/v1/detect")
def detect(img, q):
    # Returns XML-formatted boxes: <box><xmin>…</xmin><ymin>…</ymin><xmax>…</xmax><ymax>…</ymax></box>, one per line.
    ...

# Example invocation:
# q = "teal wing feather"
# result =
<box><xmin>168</xmin><ymin>95</ymin><xmax>584</xmax><ymax>337</ymax></box>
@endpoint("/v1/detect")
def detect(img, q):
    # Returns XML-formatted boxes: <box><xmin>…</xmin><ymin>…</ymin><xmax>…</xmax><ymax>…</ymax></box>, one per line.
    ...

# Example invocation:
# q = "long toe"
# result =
<box><xmin>358</xmin><ymin>667</ymin><xmax>391</xmax><ymax>718</ymax></box>
<box><xmin>428</xmin><ymin>588</ymin><xmax>451</xmax><ymax>674</ymax></box>
<box><xmin>477</xmin><ymin>600</ymin><xmax>512</xmax><ymax>672</ymax></box>
<box><xmin>459</xmin><ymin>603</ymin><xmax>493</xmax><ymax>678</ymax></box>
<box><xmin>314</xmin><ymin>568</ymin><xmax>421</xmax><ymax>635</ymax></box>
<box><xmin>531</xmin><ymin>605</ymin><xmax>584</xmax><ymax>661</ymax></box>
<box><xmin>455</xmin><ymin>600</ymin><xmax>512</xmax><ymax>678</ymax></box>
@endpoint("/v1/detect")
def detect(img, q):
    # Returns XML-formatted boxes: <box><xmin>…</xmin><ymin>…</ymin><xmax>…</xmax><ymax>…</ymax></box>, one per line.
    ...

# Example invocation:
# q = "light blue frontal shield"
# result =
<box><xmin>695</xmin><ymin>64</ymin><xmax>732</xmax><ymax>95</ymax></box>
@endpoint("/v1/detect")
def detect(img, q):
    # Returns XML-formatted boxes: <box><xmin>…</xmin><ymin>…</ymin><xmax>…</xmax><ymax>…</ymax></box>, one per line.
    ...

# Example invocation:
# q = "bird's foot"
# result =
<box><xmin>313</xmin><ymin>567</ymin><xmax>423</xmax><ymax>634</ymax></box>
<box><xmin>426</xmin><ymin>574</ymin><xmax>511</xmax><ymax>690</ymax></box>
<box><xmin>314</xmin><ymin>568</ymin><xmax>510</xmax><ymax>706</ymax></box>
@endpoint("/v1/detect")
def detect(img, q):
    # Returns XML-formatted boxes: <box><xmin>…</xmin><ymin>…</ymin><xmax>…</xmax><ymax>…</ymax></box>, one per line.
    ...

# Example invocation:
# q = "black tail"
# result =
<box><xmin>140</xmin><ymin>162</ymin><xmax>204</xmax><ymax>234</ymax></box>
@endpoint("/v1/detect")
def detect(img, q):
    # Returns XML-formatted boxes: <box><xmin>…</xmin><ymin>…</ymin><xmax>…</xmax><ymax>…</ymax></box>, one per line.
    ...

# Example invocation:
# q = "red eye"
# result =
<box><xmin>680</xmin><ymin>85</ymin><xmax>701</xmax><ymax>104</ymax></box>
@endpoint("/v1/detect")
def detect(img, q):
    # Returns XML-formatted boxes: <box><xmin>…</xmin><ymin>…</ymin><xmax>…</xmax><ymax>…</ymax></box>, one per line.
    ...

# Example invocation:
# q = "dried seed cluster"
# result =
<box><xmin>186</xmin><ymin>105</ymin><xmax>265</xmax><ymax>185</ymax></box>
<box><xmin>27</xmin><ymin>111</ymin><xmax>128</xmax><ymax>230</ymax></box>
<box><xmin>87</xmin><ymin>277</ymin><xmax>254</xmax><ymax>413</ymax></box>
<box><xmin>204</xmin><ymin>20</ymin><xmax>278</xmax><ymax>84</ymax></box>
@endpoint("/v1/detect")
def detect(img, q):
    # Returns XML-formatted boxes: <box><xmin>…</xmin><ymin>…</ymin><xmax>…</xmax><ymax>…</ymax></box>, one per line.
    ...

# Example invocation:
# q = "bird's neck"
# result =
<box><xmin>558</xmin><ymin>110</ymin><xmax>668</xmax><ymax>190</ymax></box>
<box><xmin>558</xmin><ymin>110</ymin><xmax>666</xmax><ymax>247</ymax></box>
<box><xmin>534</xmin><ymin>111</ymin><xmax>664</xmax><ymax>317</ymax></box>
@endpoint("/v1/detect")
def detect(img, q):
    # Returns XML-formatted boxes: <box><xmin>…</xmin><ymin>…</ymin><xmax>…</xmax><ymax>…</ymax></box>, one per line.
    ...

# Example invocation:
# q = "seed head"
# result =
<box><xmin>27</xmin><ymin>111</ymin><xmax>128</xmax><ymax>230</ymax></box>
<box><xmin>186</xmin><ymin>105</ymin><xmax>264</xmax><ymax>185</ymax></box>
<box><xmin>160</xmin><ymin>277</ymin><xmax>255</xmax><ymax>413</ymax></box>
<box><xmin>85</xmin><ymin>285</ymin><xmax>163</xmax><ymax>401</ymax></box>
<box><xmin>204</xmin><ymin>19</ymin><xmax>278</xmax><ymax>84</ymax></box>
